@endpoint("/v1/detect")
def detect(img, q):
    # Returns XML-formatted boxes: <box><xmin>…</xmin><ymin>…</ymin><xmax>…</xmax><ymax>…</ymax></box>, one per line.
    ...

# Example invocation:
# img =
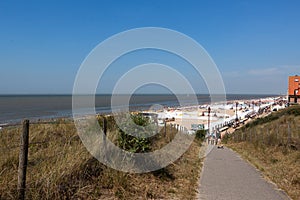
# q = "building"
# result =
<box><xmin>137</xmin><ymin>112</ymin><xmax>158</xmax><ymax>123</ymax></box>
<box><xmin>288</xmin><ymin>75</ymin><xmax>300</xmax><ymax>104</ymax></box>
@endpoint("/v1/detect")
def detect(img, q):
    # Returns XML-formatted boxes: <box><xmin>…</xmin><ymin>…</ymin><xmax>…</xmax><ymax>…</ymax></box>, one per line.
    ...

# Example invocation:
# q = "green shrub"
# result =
<box><xmin>118</xmin><ymin>114</ymin><xmax>155</xmax><ymax>153</ymax></box>
<box><xmin>246</xmin><ymin>106</ymin><xmax>300</xmax><ymax>128</ymax></box>
<box><xmin>195</xmin><ymin>130</ymin><xmax>206</xmax><ymax>141</ymax></box>
<box><xmin>286</xmin><ymin>105</ymin><xmax>300</xmax><ymax>116</ymax></box>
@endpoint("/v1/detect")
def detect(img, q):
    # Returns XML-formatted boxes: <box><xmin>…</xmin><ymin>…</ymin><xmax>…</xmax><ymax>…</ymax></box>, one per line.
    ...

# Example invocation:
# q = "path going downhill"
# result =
<box><xmin>198</xmin><ymin>145</ymin><xmax>290</xmax><ymax>200</ymax></box>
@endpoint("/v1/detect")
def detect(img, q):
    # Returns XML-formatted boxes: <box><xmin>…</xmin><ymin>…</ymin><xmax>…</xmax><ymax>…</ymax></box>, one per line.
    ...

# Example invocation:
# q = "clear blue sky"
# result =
<box><xmin>0</xmin><ymin>0</ymin><xmax>299</xmax><ymax>94</ymax></box>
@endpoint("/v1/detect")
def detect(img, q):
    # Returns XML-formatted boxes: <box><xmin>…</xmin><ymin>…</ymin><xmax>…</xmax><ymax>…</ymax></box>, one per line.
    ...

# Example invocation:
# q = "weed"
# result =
<box><xmin>0</xmin><ymin>116</ymin><xmax>202</xmax><ymax>199</ymax></box>
<box><xmin>226</xmin><ymin>106</ymin><xmax>300</xmax><ymax>199</ymax></box>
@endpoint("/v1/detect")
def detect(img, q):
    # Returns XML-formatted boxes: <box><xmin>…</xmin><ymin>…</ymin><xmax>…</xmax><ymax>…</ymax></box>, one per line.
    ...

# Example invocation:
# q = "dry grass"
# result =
<box><xmin>225</xmin><ymin>106</ymin><xmax>300</xmax><ymax>200</ymax></box>
<box><xmin>227</xmin><ymin>142</ymin><xmax>300</xmax><ymax>200</ymax></box>
<box><xmin>0</xmin><ymin>118</ymin><xmax>202</xmax><ymax>199</ymax></box>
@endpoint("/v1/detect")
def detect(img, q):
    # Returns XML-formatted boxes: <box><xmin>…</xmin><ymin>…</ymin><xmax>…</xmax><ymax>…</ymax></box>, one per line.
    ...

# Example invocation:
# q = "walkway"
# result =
<box><xmin>198</xmin><ymin>145</ymin><xmax>290</xmax><ymax>200</ymax></box>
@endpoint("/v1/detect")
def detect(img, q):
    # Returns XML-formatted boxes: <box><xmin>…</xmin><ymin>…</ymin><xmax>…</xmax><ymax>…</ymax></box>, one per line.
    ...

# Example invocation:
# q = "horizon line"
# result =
<box><xmin>0</xmin><ymin>93</ymin><xmax>283</xmax><ymax>96</ymax></box>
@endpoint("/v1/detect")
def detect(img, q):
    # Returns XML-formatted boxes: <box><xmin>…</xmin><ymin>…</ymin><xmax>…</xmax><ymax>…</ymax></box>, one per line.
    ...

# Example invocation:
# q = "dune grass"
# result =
<box><xmin>0</xmin><ymin>117</ymin><xmax>202</xmax><ymax>199</ymax></box>
<box><xmin>224</xmin><ymin>106</ymin><xmax>300</xmax><ymax>199</ymax></box>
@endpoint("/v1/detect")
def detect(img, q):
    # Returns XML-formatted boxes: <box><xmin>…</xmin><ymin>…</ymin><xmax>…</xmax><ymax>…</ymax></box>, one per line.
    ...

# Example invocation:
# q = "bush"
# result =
<box><xmin>245</xmin><ymin>106</ymin><xmax>300</xmax><ymax>128</ymax></box>
<box><xmin>118</xmin><ymin>114</ymin><xmax>155</xmax><ymax>153</ymax></box>
<box><xmin>195</xmin><ymin>130</ymin><xmax>206</xmax><ymax>141</ymax></box>
<box><xmin>286</xmin><ymin>105</ymin><xmax>300</xmax><ymax>116</ymax></box>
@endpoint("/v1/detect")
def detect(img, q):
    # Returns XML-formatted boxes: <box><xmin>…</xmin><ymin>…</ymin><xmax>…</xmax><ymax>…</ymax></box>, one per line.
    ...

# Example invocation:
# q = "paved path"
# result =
<box><xmin>198</xmin><ymin>145</ymin><xmax>290</xmax><ymax>200</ymax></box>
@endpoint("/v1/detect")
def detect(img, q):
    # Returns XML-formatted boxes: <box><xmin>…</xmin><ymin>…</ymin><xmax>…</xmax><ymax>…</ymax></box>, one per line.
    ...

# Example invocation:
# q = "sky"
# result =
<box><xmin>0</xmin><ymin>0</ymin><xmax>299</xmax><ymax>95</ymax></box>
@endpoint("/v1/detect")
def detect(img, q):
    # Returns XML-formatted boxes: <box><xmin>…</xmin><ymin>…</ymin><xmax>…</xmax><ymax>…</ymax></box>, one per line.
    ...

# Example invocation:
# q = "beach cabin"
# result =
<box><xmin>138</xmin><ymin>112</ymin><xmax>158</xmax><ymax>124</ymax></box>
<box><xmin>288</xmin><ymin>75</ymin><xmax>300</xmax><ymax>104</ymax></box>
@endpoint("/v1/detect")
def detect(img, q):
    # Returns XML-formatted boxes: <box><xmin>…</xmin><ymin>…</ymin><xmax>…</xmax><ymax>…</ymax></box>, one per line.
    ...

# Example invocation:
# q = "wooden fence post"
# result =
<box><xmin>18</xmin><ymin>119</ymin><xmax>29</xmax><ymax>200</ymax></box>
<box><xmin>103</xmin><ymin>116</ymin><xmax>107</xmax><ymax>136</ymax></box>
<box><xmin>103</xmin><ymin>117</ymin><xmax>107</xmax><ymax>153</ymax></box>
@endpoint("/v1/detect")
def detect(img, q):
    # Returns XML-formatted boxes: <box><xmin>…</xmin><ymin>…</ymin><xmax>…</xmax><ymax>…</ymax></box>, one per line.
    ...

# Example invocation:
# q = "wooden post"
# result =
<box><xmin>103</xmin><ymin>116</ymin><xmax>107</xmax><ymax>136</ymax></box>
<box><xmin>103</xmin><ymin>117</ymin><xmax>107</xmax><ymax>150</ymax></box>
<box><xmin>207</xmin><ymin>107</ymin><xmax>211</xmax><ymax>135</ymax></box>
<box><xmin>18</xmin><ymin>119</ymin><xmax>29</xmax><ymax>200</ymax></box>
<box><xmin>101</xmin><ymin>116</ymin><xmax>108</xmax><ymax>162</ymax></box>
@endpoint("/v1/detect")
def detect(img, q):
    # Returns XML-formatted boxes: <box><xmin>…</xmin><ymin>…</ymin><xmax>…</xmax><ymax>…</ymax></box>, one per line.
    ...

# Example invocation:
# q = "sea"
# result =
<box><xmin>0</xmin><ymin>94</ymin><xmax>278</xmax><ymax>124</ymax></box>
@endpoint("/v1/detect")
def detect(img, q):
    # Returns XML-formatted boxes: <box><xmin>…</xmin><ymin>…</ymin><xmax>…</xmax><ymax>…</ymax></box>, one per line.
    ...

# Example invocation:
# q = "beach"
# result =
<box><xmin>144</xmin><ymin>96</ymin><xmax>287</xmax><ymax>137</ymax></box>
<box><xmin>0</xmin><ymin>94</ymin><xmax>277</xmax><ymax>124</ymax></box>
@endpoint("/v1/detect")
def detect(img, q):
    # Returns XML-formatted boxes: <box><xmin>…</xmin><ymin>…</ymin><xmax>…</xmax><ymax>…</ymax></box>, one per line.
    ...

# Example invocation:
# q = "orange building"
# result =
<box><xmin>288</xmin><ymin>75</ymin><xmax>300</xmax><ymax>103</ymax></box>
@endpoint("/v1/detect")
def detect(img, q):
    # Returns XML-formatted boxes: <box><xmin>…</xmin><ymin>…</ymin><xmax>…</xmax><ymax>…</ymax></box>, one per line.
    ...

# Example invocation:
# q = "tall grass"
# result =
<box><xmin>224</xmin><ymin>105</ymin><xmax>300</xmax><ymax>199</ymax></box>
<box><xmin>0</xmin><ymin>116</ymin><xmax>202</xmax><ymax>199</ymax></box>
